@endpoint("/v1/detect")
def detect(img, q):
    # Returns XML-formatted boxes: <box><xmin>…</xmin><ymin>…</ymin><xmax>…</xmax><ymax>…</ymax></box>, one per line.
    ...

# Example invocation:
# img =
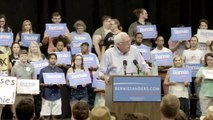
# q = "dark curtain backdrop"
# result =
<box><xmin>0</xmin><ymin>0</ymin><xmax>212</xmax><ymax>45</ymax></box>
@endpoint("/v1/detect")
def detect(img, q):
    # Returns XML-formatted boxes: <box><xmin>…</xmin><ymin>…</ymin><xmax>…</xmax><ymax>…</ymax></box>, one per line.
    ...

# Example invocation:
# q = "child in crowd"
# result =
<box><xmin>164</xmin><ymin>56</ymin><xmax>190</xmax><ymax>116</ymax></box>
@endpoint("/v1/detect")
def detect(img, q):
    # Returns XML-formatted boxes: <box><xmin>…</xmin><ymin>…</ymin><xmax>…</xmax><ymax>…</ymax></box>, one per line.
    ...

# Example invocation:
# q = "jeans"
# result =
<box><xmin>70</xmin><ymin>89</ymin><xmax>88</xmax><ymax>109</ymax></box>
<box><xmin>195</xmin><ymin>86</ymin><xmax>201</xmax><ymax>116</ymax></box>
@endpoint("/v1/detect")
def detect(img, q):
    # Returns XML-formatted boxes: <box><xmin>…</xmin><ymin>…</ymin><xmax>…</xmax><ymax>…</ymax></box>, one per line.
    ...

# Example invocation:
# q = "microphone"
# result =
<box><xmin>123</xmin><ymin>60</ymin><xmax>127</xmax><ymax>75</ymax></box>
<box><xmin>133</xmin><ymin>59</ymin><xmax>140</xmax><ymax>75</ymax></box>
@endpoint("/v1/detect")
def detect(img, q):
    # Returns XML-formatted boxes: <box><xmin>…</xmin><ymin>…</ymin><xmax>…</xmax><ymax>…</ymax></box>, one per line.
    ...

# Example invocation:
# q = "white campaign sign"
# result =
<box><xmin>203</xmin><ymin>70</ymin><xmax>213</xmax><ymax>79</ymax></box>
<box><xmin>197</xmin><ymin>29</ymin><xmax>213</xmax><ymax>43</ymax></box>
<box><xmin>0</xmin><ymin>76</ymin><xmax>16</xmax><ymax>104</ymax></box>
<box><xmin>17</xmin><ymin>79</ymin><xmax>40</xmax><ymax>94</ymax></box>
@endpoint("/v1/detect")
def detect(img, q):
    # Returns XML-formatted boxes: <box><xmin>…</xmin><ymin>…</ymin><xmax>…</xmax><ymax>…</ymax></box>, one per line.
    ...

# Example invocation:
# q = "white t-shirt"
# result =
<box><xmin>169</xmin><ymin>83</ymin><xmax>189</xmax><ymax>98</ymax></box>
<box><xmin>151</xmin><ymin>47</ymin><xmax>171</xmax><ymax>54</ymax></box>
<box><xmin>182</xmin><ymin>49</ymin><xmax>204</xmax><ymax>64</ymax></box>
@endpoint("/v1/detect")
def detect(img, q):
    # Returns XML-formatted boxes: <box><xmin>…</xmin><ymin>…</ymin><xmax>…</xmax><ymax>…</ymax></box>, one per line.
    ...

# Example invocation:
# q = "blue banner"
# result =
<box><xmin>54</xmin><ymin>51</ymin><xmax>71</xmax><ymax>65</ymax></box>
<box><xmin>113</xmin><ymin>76</ymin><xmax>161</xmax><ymax>102</ymax></box>
<box><xmin>71</xmin><ymin>32</ymin><xmax>92</xmax><ymax>51</ymax></box>
<box><xmin>67</xmin><ymin>71</ymin><xmax>91</xmax><ymax>86</ymax></box>
<box><xmin>0</xmin><ymin>33</ymin><xmax>13</xmax><ymax>46</ymax></box>
<box><xmin>171</xmin><ymin>27</ymin><xmax>192</xmax><ymax>41</ymax></box>
<box><xmin>134</xmin><ymin>44</ymin><xmax>151</xmax><ymax>62</ymax></box>
<box><xmin>184</xmin><ymin>63</ymin><xmax>203</xmax><ymax>77</ymax></box>
<box><xmin>82</xmin><ymin>54</ymin><xmax>98</xmax><ymax>68</ymax></box>
<box><xmin>169</xmin><ymin>68</ymin><xmax>192</xmax><ymax>82</ymax></box>
<box><xmin>152</xmin><ymin>52</ymin><xmax>173</xmax><ymax>66</ymax></box>
<box><xmin>21</xmin><ymin>34</ymin><xmax>40</xmax><ymax>47</ymax></box>
<box><xmin>43</xmin><ymin>73</ymin><xmax>66</xmax><ymax>84</ymax></box>
<box><xmin>45</xmin><ymin>23</ymin><xmax>67</xmax><ymax>37</ymax></box>
<box><xmin>137</xmin><ymin>25</ymin><xmax>157</xmax><ymax>39</ymax></box>
<box><xmin>31</xmin><ymin>60</ymin><xmax>49</xmax><ymax>75</ymax></box>
<box><xmin>71</xmin><ymin>40</ymin><xmax>92</xmax><ymax>55</ymax></box>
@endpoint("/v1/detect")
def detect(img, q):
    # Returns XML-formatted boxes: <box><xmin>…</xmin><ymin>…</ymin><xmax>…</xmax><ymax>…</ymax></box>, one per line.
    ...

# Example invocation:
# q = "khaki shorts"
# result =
<box><xmin>40</xmin><ymin>98</ymin><xmax>62</xmax><ymax>116</ymax></box>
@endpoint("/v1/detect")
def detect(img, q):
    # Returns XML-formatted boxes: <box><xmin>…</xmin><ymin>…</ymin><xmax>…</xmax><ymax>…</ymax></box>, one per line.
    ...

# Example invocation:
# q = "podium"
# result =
<box><xmin>105</xmin><ymin>75</ymin><xmax>161</xmax><ymax>120</ymax></box>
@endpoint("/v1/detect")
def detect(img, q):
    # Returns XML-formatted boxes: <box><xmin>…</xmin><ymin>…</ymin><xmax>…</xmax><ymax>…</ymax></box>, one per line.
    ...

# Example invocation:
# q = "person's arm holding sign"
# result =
<box><xmin>66</xmin><ymin>67</ymin><xmax>77</xmax><ymax>89</ymax></box>
<box><xmin>39</xmin><ymin>69</ymin><xmax>51</xmax><ymax>87</ymax></box>
<box><xmin>195</xmin><ymin>67</ymin><xmax>203</xmax><ymax>86</ymax></box>
<box><xmin>164</xmin><ymin>70</ymin><xmax>176</xmax><ymax>86</ymax></box>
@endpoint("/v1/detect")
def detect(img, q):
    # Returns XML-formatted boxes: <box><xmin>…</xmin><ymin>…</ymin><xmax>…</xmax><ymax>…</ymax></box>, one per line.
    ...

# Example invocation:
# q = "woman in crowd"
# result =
<box><xmin>0</xmin><ymin>14</ymin><xmax>12</xmax><ymax>54</ymax></box>
<box><xmin>0</xmin><ymin>14</ymin><xmax>12</xmax><ymax>32</ymax></box>
<box><xmin>28</xmin><ymin>41</ymin><xmax>45</xmax><ymax>119</ymax></box>
<box><xmin>101</xmin><ymin>18</ymin><xmax>122</xmax><ymax>55</ymax></box>
<box><xmin>15</xmin><ymin>20</ymin><xmax>42</xmax><ymax>50</ymax></box>
<box><xmin>207</xmin><ymin>41</ymin><xmax>213</xmax><ymax>53</ymax></box>
<box><xmin>1</xmin><ymin>42</ymin><xmax>19</xmax><ymax>120</ymax></box>
<box><xmin>53</xmin><ymin>35</ymin><xmax>68</xmax><ymax>52</ymax></box>
<box><xmin>15</xmin><ymin>20</ymin><xmax>34</xmax><ymax>42</ymax></box>
<box><xmin>66</xmin><ymin>55</ymin><xmax>89</xmax><ymax>116</ymax></box>
<box><xmin>164</xmin><ymin>56</ymin><xmax>190</xmax><ymax>116</ymax></box>
<box><xmin>70</xmin><ymin>20</ymin><xmax>92</xmax><ymax>55</ymax></box>
<box><xmin>28</xmin><ymin>41</ymin><xmax>45</xmax><ymax>62</ymax></box>
<box><xmin>9</xmin><ymin>42</ymin><xmax>20</xmax><ymax>67</ymax></box>
<box><xmin>195</xmin><ymin>53</ymin><xmax>213</xmax><ymax>116</ymax></box>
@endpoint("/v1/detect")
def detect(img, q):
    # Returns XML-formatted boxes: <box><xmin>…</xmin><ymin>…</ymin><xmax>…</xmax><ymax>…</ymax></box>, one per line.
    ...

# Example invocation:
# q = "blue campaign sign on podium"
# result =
<box><xmin>113</xmin><ymin>76</ymin><xmax>161</xmax><ymax>102</ymax></box>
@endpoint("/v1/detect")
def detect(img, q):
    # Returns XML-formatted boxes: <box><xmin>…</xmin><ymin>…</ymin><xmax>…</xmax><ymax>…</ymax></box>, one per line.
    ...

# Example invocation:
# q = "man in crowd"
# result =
<box><xmin>182</xmin><ymin>36</ymin><xmax>204</xmax><ymax>118</ymax></box>
<box><xmin>11</xmin><ymin>49</ymin><xmax>35</xmax><ymax>119</ymax></box>
<box><xmin>42</xmin><ymin>12</ymin><xmax>71</xmax><ymax>53</ymax></box>
<box><xmin>93</xmin><ymin>15</ymin><xmax>111</xmax><ymax>60</ymax></box>
<box><xmin>39</xmin><ymin>53</ymin><xmax>64</xmax><ymax>120</ymax></box>
<box><xmin>15</xmin><ymin>99</ymin><xmax>35</xmax><ymax>120</ymax></box>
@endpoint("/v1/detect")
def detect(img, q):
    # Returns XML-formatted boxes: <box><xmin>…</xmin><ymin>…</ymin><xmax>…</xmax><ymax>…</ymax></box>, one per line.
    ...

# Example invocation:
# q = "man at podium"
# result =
<box><xmin>96</xmin><ymin>32</ymin><xmax>158</xmax><ymax>120</ymax></box>
<box><xmin>98</xmin><ymin>32</ymin><xmax>151</xmax><ymax>83</ymax></box>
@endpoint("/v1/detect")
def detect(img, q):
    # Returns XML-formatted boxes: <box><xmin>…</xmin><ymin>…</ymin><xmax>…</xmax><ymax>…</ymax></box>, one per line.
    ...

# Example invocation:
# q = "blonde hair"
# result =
<box><xmin>28</xmin><ymin>41</ymin><xmax>43</xmax><ymax>61</ymax></box>
<box><xmin>173</xmin><ymin>55</ymin><xmax>183</xmax><ymax>68</ymax></box>
<box><xmin>90</xmin><ymin>106</ymin><xmax>111</xmax><ymax>120</ymax></box>
<box><xmin>22</xmin><ymin>20</ymin><xmax>33</xmax><ymax>33</ymax></box>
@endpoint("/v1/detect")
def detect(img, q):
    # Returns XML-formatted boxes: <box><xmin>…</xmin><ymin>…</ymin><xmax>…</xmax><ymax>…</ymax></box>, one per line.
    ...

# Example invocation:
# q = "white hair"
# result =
<box><xmin>114</xmin><ymin>32</ymin><xmax>130</xmax><ymax>46</ymax></box>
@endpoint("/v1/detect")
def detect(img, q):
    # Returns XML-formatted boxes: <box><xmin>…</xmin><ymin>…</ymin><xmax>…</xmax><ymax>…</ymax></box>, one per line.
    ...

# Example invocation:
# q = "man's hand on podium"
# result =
<box><xmin>101</xmin><ymin>75</ymin><xmax>110</xmax><ymax>84</ymax></box>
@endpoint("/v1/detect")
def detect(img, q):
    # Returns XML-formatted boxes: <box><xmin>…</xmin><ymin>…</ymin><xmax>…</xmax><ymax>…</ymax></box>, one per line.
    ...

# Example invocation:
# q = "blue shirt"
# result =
<box><xmin>39</xmin><ymin>65</ymin><xmax>64</xmax><ymax>101</ymax></box>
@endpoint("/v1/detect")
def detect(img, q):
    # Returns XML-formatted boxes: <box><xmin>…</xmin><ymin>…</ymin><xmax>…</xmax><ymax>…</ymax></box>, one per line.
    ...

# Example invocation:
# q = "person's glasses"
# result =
<box><xmin>75</xmin><ymin>58</ymin><xmax>82</xmax><ymax>61</ymax></box>
<box><xmin>0</xmin><ymin>21</ymin><xmax>5</xmax><ymax>22</ymax></box>
<box><xmin>52</xmin><ymin>18</ymin><xmax>61</xmax><ymax>20</ymax></box>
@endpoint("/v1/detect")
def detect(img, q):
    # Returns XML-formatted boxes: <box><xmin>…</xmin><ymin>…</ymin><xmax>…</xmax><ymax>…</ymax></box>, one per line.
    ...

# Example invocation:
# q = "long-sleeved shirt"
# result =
<box><xmin>98</xmin><ymin>45</ymin><xmax>150</xmax><ymax>76</ymax></box>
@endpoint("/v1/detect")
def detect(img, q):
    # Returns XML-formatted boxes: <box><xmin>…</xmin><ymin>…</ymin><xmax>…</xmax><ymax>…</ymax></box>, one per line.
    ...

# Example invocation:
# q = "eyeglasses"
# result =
<box><xmin>75</xmin><ymin>58</ymin><xmax>82</xmax><ymax>60</ymax></box>
<box><xmin>52</xmin><ymin>18</ymin><xmax>61</xmax><ymax>20</ymax></box>
<box><xmin>0</xmin><ymin>21</ymin><xmax>5</xmax><ymax>22</ymax></box>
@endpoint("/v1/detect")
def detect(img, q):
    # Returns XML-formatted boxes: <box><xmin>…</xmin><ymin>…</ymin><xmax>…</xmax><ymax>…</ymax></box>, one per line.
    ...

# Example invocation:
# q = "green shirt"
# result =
<box><xmin>196</xmin><ymin>67</ymin><xmax>213</xmax><ymax>97</ymax></box>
